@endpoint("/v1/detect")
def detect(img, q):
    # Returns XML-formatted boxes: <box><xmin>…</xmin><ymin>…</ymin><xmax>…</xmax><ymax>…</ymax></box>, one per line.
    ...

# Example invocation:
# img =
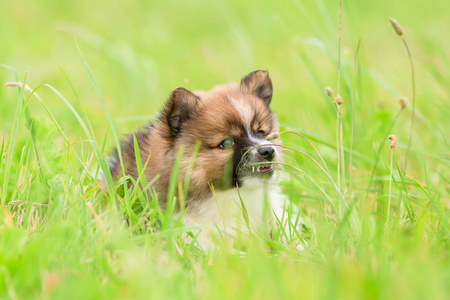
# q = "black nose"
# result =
<box><xmin>257</xmin><ymin>147</ymin><xmax>275</xmax><ymax>160</ymax></box>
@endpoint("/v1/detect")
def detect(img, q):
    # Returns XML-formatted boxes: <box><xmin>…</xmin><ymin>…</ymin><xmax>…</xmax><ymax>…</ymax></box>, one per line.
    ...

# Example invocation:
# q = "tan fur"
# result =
<box><xmin>108</xmin><ymin>70</ymin><xmax>281</xmax><ymax>212</ymax></box>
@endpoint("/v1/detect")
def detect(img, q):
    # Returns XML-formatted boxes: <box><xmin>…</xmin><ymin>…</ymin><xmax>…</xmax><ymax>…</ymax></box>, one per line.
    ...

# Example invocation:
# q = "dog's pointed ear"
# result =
<box><xmin>163</xmin><ymin>88</ymin><xmax>200</xmax><ymax>137</ymax></box>
<box><xmin>240</xmin><ymin>70</ymin><xmax>273</xmax><ymax>106</ymax></box>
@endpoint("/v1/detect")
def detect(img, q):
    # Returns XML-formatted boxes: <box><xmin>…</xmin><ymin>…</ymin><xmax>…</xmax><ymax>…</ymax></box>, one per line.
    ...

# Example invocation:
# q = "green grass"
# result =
<box><xmin>1</xmin><ymin>0</ymin><xmax>450</xmax><ymax>299</ymax></box>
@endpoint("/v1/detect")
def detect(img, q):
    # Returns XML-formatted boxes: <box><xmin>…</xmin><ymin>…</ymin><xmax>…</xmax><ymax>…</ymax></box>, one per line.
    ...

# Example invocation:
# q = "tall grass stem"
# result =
<box><xmin>402</xmin><ymin>38</ymin><xmax>416</xmax><ymax>176</ymax></box>
<box><xmin>349</xmin><ymin>40</ymin><xmax>361</xmax><ymax>192</ymax></box>
<box><xmin>387</xmin><ymin>148</ymin><xmax>394</xmax><ymax>226</ymax></box>
<box><xmin>386</xmin><ymin>135</ymin><xmax>397</xmax><ymax>227</ymax></box>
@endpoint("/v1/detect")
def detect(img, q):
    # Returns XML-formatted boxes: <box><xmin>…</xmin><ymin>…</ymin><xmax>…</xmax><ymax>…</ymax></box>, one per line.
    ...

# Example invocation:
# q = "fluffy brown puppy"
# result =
<box><xmin>107</xmin><ymin>70</ymin><xmax>292</xmax><ymax>245</ymax></box>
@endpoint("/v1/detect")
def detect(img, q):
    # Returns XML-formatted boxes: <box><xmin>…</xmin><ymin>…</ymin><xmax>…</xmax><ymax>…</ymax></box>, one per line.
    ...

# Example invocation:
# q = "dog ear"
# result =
<box><xmin>163</xmin><ymin>88</ymin><xmax>200</xmax><ymax>137</ymax></box>
<box><xmin>240</xmin><ymin>70</ymin><xmax>273</xmax><ymax>106</ymax></box>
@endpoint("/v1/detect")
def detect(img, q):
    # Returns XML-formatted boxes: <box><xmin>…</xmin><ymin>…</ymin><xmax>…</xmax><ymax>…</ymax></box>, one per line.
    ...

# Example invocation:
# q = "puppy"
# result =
<box><xmin>107</xmin><ymin>70</ymin><xmax>295</xmax><ymax>246</ymax></box>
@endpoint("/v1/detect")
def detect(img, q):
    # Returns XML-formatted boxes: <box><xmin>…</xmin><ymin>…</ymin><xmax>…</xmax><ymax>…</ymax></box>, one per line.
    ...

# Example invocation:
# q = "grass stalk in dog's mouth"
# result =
<box><xmin>242</xmin><ymin>135</ymin><xmax>344</xmax><ymax>215</ymax></box>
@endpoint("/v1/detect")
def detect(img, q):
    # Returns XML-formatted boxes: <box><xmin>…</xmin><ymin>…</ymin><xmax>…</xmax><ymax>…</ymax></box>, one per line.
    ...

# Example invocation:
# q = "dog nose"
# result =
<box><xmin>257</xmin><ymin>147</ymin><xmax>275</xmax><ymax>160</ymax></box>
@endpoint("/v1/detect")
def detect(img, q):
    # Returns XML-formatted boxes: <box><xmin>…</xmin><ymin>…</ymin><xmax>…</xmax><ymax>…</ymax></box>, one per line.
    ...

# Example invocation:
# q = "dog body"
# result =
<box><xmin>182</xmin><ymin>180</ymin><xmax>285</xmax><ymax>237</ymax></box>
<box><xmin>108</xmin><ymin>71</ymin><xmax>289</xmax><ymax>242</ymax></box>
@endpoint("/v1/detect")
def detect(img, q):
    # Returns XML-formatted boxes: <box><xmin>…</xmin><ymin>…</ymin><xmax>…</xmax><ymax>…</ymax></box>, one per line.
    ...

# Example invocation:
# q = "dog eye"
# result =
<box><xmin>257</xmin><ymin>130</ymin><xmax>265</xmax><ymax>138</ymax></box>
<box><xmin>219</xmin><ymin>137</ymin><xmax>234</xmax><ymax>150</ymax></box>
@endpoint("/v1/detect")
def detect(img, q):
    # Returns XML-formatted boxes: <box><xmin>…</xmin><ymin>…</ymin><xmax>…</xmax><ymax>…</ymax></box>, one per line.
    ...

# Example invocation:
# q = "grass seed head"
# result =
<box><xmin>4</xmin><ymin>82</ymin><xmax>23</xmax><ymax>88</ymax></box>
<box><xmin>325</xmin><ymin>86</ymin><xmax>334</xmax><ymax>96</ymax></box>
<box><xmin>388</xmin><ymin>135</ymin><xmax>398</xmax><ymax>149</ymax></box>
<box><xmin>389</xmin><ymin>18</ymin><xmax>404</xmax><ymax>36</ymax></box>
<box><xmin>335</xmin><ymin>95</ymin><xmax>343</xmax><ymax>105</ymax></box>
<box><xmin>267</xmin><ymin>132</ymin><xmax>280</xmax><ymax>141</ymax></box>
<box><xmin>399</xmin><ymin>97</ymin><xmax>408</xmax><ymax>110</ymax></box>
<box><xmin>4</xmin><ymin>81</ymin><xmax>42</xmax><ymax>101</ymax></box>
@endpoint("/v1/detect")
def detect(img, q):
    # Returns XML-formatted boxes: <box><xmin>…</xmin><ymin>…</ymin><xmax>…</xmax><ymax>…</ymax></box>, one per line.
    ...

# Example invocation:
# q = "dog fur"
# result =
<box><xmin>107</xmin><ymin>70</ymin><xmax>293</xmax><ymax>245</ymax></box>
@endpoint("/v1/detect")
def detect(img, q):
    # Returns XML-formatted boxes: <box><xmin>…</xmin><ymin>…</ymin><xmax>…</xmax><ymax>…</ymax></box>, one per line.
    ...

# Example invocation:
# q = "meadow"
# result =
<box><xmin>1</xmin><ymin>0</ymin><xmax>449</xmax><ymax>299</ymax></box>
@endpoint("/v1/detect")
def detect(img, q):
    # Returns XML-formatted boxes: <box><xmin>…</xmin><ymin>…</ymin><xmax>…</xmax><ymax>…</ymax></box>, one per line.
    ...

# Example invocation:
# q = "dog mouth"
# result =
<box><xmin>235</xmin><ymin>150</ymin><xmax>277</xmax><ymax>179</ymax></box>
<box><xmin>251</xmin><ymin>164</ymin><xmax>274</xmax><ymax>174</ymax></box>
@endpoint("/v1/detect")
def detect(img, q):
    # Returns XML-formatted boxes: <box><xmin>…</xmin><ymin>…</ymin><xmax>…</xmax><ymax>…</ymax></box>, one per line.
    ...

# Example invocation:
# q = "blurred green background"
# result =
<box><xmin>1</xmin><ymin>0</ymin><xmax>450</xmax><ymax>299</ymax></box>
<box><xmin>2</xmin><ymin>0</ymin><xmax>449</xmax><ymax>149</ymax></box>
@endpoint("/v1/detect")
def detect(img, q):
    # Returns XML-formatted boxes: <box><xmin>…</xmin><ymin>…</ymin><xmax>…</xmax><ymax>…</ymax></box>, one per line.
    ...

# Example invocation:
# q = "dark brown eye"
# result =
<box><xmin>257</xmin><ymin>130</ymin><xmax>265</xmax><ymax>138</ymax></box>
<box><xmin>218</xmin><ymin>137</ymin><xmax>234</xmax><ymax>150</ymax></box>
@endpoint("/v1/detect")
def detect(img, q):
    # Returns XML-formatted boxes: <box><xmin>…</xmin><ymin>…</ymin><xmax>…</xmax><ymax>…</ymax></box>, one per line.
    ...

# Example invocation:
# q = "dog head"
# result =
<box><xmin>160</xmin><ymin>70</ymin><xmax>281</xmax><ymax>195</ymax></box>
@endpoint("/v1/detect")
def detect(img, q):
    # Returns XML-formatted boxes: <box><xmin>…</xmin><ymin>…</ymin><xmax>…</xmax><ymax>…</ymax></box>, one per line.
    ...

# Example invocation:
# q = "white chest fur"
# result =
<box><xmin>183</xmin><ymin>180</ymin><xmax>286</xmax><ymax>239</ymax></box>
